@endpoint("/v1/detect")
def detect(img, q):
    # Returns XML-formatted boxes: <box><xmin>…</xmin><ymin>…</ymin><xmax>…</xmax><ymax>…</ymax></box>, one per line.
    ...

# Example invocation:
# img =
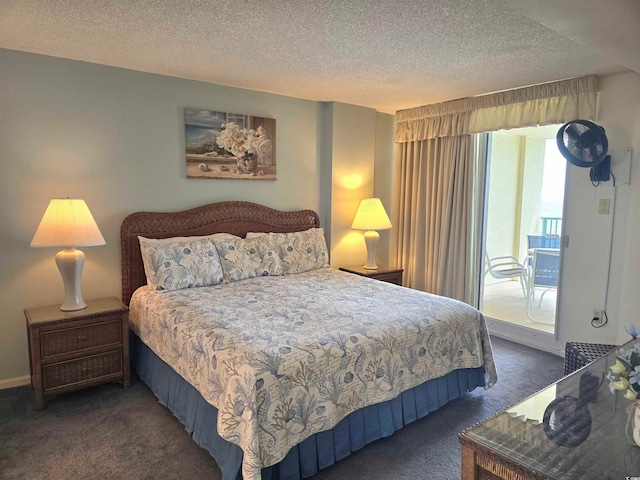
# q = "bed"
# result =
<box><xmin>121</xmin><ymin>201</ymin><xmax>497</xmax><ymax>480</ymax></box>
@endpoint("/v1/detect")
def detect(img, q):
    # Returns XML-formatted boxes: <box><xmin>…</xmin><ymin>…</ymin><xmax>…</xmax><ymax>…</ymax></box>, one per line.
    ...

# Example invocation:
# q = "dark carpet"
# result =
<box><xmin>0</xmin><ymin>336</ymin><xmax>564</xmax><ymax>480</ymax></box>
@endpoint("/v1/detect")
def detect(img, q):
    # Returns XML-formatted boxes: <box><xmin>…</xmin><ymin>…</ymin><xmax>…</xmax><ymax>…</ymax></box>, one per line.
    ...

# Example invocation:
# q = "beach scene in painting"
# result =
<box><xmin>185</xmin><ymin>109</ymin><xmax>276</xmax><ymax>180</ymax></box>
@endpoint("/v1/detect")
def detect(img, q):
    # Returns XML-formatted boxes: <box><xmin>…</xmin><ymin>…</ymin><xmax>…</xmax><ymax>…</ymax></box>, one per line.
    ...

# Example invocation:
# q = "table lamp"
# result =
<box><xmin>351</xmin><ymin>198</ymin><xmax>392</xmax><ymax>270</ymax></box>
<box><xmin>30</xmin><ymin>198</ymin><xmax>106</xmax><ymax>311</ymax></box>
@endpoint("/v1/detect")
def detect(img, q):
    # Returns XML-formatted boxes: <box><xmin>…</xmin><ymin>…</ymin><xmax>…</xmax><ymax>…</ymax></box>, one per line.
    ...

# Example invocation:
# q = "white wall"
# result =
<box><xmin>616</xmin><ymin>74</ymin><xmax>640</xmax><ymax>343</ymax></box>
<box><xmin>557</xmin><ymin>72</ymin><xmax>640</xmax><ymax>348</ymax></box>
<box><xmin>324</xmin><ymin>105</ymin><xmax>395</xmax><ymax>269</ymax></box>
<box><xmin>326</xmin><ymin>103</ymin><xmax>377</xmax><ymax>267</ymax></box>
<box><xmin>594</xmin><ymin>72</ymin><xmax>640</xmax><ymax>344</ymax></box>
<box><xmin>374</xmin><ymin>112</ymin><xmax>396</xmax><ymax>266</ymax></box>
<box><xmin>0</xmin><ymin>49</ymin><xmax>393</xmax><ymax>386</ymax></box>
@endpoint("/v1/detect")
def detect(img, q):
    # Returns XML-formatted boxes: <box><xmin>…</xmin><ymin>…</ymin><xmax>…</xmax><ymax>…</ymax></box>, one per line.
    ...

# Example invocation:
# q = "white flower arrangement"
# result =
<box><xmin>608</xmin><ymin>325</ymin><xmax>640</xmax><ymax>400</ymax></box>
<box><xmin>216</xmin><ymin>122</ymin><xmax>272</xmax><ymax>159</ymax></box>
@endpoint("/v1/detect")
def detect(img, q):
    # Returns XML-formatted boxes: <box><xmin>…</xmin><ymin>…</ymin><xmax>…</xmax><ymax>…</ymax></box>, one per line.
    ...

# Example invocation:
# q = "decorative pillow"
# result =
<box><xmin>269</xmin><ymin>228</ymin><xmax>329</xmax><ymax>274</ymax></box>
<box><xmin>214</xmin><ymin>237</ymin><xmax>284</xmax><ymax>282</ymax></box>
<box><xmin>138</xmin><ymin>236</ymin><xmax>224</xmax><ymax>292</ymax></box>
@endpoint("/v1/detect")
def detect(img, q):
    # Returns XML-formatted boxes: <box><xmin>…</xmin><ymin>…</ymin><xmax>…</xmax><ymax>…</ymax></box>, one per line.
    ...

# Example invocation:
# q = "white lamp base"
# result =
<box><xmin>363</xmin><ymin>230</ymin><xmax>380</xmax><ymax>270</ymax></box>
<box><xmin>55</xmin><ymin>248</ymin><xmax>87</xmax><ymax>311</ymax></box>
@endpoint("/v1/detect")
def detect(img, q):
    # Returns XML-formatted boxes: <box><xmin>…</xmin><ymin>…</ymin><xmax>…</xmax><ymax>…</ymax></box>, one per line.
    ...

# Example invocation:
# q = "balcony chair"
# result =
<box><xmin>484</xmin><ymin>253</ymin><xmax>528</xmax><ymax>298</ymax></box>
<box><xmin>526</xmin><ymin>235</ymin><xmax>561</xmax><ymax>267</ymax></box>
<box><xmin>526</xmin><ymin>248</ymin><xmax>560</xmax><ymax>322</ymax></box>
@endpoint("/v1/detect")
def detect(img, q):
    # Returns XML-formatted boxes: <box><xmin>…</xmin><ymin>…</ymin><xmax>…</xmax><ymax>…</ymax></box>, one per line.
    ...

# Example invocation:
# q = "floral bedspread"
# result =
<box><xmin>129</xmin><ymin>268</ymin><xmax>497</xmax><ymax>480</ymax></box>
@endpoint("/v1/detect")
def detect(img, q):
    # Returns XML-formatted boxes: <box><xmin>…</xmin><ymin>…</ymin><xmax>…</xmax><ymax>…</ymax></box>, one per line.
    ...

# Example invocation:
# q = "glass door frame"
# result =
<box><xmin>475</xmin><ymin>130</ymin><xmax>564</xmax><ymax>345</ymax></box>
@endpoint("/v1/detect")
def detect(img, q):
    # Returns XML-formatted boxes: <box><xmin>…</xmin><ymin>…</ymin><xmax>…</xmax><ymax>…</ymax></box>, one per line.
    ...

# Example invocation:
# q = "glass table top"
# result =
<box><xmin>463</xmin><ymin>340</ymin><xmax>640</xmax><ymax>479</ymax></box>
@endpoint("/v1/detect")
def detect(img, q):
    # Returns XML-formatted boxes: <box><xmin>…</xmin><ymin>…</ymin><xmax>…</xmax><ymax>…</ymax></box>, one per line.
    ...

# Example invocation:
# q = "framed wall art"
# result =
<box><xmin>185</xmin><ymin>108</ymin><xmax>276</xmax><ymax>180</ymax></box>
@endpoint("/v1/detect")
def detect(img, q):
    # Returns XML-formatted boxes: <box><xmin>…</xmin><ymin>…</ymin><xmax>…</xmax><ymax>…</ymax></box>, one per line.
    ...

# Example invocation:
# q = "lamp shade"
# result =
<box><xmin>31</xmin><ymin>198</ymin><xmax>105</xmax><ymax>247</ymax></box>
<box><xmin>351</xmin><ymin>198</ymin><xmax>392</xmax><ymax>231</ymax></box>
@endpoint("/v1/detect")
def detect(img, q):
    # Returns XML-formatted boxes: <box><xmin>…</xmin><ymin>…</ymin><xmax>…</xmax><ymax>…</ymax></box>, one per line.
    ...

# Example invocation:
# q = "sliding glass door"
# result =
<box><xmin>478</xmin><ymin>125</ymin><xmax>566</xmax><ymax>335</ymax></box>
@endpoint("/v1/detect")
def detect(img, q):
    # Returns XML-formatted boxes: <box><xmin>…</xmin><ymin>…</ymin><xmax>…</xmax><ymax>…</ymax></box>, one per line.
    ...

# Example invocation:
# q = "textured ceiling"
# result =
<box><xmin>1</xmin><ymin>0</ymin><xmax>638</xmax><ymax>114</ymax></box>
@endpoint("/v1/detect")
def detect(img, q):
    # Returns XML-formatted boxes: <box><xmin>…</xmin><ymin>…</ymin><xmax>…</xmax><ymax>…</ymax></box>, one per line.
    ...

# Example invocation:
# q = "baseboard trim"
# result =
<box><xmin>486</xmin><ymin>317</ymin><xmax>564</xmax><ymax>357</ymax></box>
<box><xmin>0</xmin><ymin>375</ymin><xmax>30</xmax><ymax>390</ymax></box>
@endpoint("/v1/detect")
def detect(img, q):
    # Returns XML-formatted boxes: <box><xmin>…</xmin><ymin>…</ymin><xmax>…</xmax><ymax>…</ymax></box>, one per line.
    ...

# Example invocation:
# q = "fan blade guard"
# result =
<box><xmin>556</xmin><ymin>119</ymin><xmax>608</xmax><ymax>168</ymax></box>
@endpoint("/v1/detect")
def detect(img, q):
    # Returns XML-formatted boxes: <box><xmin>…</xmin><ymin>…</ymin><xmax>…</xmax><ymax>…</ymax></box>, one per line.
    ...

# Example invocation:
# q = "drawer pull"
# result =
<box><xmin>77</xmin><ymin>335</ymin><xmax>87</xmax><ymax>341</ymax></box>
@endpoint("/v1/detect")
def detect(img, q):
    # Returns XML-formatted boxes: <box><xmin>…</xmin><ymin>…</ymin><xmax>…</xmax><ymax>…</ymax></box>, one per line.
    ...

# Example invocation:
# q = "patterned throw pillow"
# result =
<box><xmin>214</xmin><ymin>237</ymin><xmax>284</xmax><ymax>282</ymax></box>
<box><xmin>138</xmin><ymin>236</ymin><xmax>224</xmax><ymax>292</ymax></box>
<box><xmin>269</xmin><ymin>228</ymin><xmax>329</xmax><ymax>274</ymax></box>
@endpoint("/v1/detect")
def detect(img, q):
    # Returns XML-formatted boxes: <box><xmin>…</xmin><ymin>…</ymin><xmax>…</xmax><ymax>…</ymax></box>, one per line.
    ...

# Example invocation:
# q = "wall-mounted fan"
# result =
<box><xmin>556</xmin><ymin>119</ymin><xmax>611</xmax><ymax>182</ymax></box>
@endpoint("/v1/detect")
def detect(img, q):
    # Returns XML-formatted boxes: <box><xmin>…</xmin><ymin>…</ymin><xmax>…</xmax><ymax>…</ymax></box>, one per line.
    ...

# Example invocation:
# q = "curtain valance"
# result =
<box><xmin>395</xmin><ymin>98</ymin><xmax>473</xmax><ymax>142</ymax></box>
<box><xmin>468</xmin><ymin>76</ymin><xmax>598</xmax><ymax>133</ymax></box>
<box><xmin>395</xmin><ymin>75</ymin><xmax>599</xmax><ymax>142</ymax></box>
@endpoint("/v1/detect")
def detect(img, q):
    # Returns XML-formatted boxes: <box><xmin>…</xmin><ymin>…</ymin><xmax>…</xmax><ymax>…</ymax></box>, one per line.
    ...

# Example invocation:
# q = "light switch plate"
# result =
<box><xmin>598</xmin><ymin>198</ymin><xmax>611</xmax><ymax>214</ymax></box>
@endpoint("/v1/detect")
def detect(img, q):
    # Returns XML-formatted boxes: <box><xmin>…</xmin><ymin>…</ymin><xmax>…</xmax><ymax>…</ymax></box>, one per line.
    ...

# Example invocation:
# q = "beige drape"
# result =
<box><xmin>393</xmin><ymin>75</ymin><xmax>598</xmax><ymax>303</ymax></box>
<box><xmin>393</xmin><ymin>136</ymin><xmax>474</xmax><ymax>299</ymax></box>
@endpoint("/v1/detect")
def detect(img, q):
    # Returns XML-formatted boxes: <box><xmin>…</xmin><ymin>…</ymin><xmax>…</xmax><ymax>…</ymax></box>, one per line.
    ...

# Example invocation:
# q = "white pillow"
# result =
<box><xmin>213</xmin><ymin>236</ymin><xmax>284</xmax><ymax>282</ymax></box>
<box><xmin>138</xmin><ymin>236</ymin><xmax>224</xmax><ymax>292</ymax></box>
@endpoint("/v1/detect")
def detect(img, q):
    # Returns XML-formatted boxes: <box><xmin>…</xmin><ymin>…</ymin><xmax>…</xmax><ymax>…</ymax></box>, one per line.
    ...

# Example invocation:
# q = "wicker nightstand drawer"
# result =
<box><xmin>40</xmin><ymin>318</ymin><xmax>122</xmax><ymax>358</ymax></box>
<box><xmin>43</xmin><ymin>350</ymin><xmax>123</xmax><ymax>390</ymax></box>
<box><xmin>25</xmin><ymin>297</ymin><xmax>130</xmax><ymax>410</ymax></box>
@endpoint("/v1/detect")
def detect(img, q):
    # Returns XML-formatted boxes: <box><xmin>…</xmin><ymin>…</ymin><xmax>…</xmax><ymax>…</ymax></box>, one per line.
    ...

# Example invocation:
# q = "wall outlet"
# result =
<box><xmin>592</xmin><ymin>309</ymin><xmax>604</xmax><ymax>326</ymax></box>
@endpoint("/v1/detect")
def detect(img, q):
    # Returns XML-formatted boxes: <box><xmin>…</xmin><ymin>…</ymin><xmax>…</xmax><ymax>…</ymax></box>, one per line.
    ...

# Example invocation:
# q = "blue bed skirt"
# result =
<box><xmin>133</xmin><ymin>335</ymin><xmax>485</xmax><ymax>480</ymax></box>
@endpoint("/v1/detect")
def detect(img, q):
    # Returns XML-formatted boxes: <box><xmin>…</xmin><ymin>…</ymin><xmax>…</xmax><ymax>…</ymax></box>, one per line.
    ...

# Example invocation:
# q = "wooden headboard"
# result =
<box><xmin>120</xmin><ymin>201</ymin><xmax>320</xmax><ymax>305</ymax></box>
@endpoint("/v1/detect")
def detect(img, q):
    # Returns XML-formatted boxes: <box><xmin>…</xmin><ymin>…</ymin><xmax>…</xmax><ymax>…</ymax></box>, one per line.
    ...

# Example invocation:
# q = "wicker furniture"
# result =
<box><xmin>563</xmin><ymin>341</ymin><xmax>617</xmax><ymax>376</ymax></box>
<box><xmin>460</xmin><ymin>339</ymin><xmax>635</xmax><ymax>480</ymax></box>
<box><xmin>25</xmin><ymin>297</ymin><xmax>130</xmax><ymax>410</ymax></box>
<box><xmin>339</xmin><ymin>265</ymin><xmax>403</xmax><ymax>285</ymax></box>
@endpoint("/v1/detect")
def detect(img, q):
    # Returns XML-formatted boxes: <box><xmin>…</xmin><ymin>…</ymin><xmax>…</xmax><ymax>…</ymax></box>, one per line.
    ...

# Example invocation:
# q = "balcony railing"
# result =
<box><xmin>541</xmin><ymin>217</ymin><xmax>562</xmax><ymax>236</ymax></box>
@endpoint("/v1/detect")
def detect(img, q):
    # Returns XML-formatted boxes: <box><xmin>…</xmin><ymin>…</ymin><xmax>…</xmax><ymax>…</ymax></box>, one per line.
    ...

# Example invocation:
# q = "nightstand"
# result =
<box><xmin>339</xmin><ymin>265</ymin><xmax>403</xmax><ymax>285</ymax></box>
<box><xmin>25</xmin><ymin>297</ymin><xmax>130</xmax><ymax>410</ymax></box>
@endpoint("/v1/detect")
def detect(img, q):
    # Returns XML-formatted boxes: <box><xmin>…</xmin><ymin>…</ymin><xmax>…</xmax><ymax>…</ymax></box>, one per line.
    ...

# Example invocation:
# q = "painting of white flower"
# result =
<box><xmin>185</xmin><ymin>108</ymin><xmax>276</xmax><ymax>180</ymax></box>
